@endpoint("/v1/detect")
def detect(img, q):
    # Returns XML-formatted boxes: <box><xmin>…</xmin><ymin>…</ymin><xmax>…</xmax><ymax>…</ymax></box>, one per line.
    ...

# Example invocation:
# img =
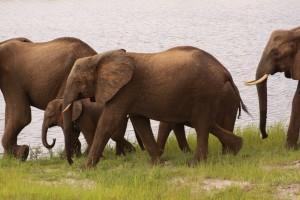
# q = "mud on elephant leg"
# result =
<box><xmin>2</xmin><ymin>102</ymin><xmax>31</xmax><ymax>161</ymax></box>
<box><xmin>131</xmin><ymin>116</ymin><xmax>162</xmax><ymax>164</ymax></box>
<box><xmin>286</xmin><ymin>82</ymin><xmax>300</xmax><ymax>149</ymax></box>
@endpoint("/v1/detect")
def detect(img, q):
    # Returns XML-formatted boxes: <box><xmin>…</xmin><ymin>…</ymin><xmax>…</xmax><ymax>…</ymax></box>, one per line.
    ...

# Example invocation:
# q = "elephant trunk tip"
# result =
<box><xmin>42</xmin><ymin>123</ymin><xmax>57</xmax><ymax>149</ymax></box>
<box><xmin>67</xmin><ymin>157</ymin><xmax>74</xmax><ymax>165</ymax></box>
<box><xmin>44</xmin><ymin>138</ymin><xmax>57</xmax><ymax>149</ymax></box>
<box><xmin>261</xmin><ymin>133</ymin><xmax>268</xmax><ymax>139</ymax></box>
<box><xmin>260</xmin><ymin>127</ymin><xmax>268</xmax><ymax>139</ymax></box>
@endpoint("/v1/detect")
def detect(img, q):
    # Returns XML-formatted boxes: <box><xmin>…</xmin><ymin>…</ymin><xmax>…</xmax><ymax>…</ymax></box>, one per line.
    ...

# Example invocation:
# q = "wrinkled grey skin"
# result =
<box><xmin>253</xmin><ymin>27</ymin><xmax>300</xmax><ymax>148</ymax></box>
<box><xmin>63</xmin><ymin>47</ymin><xmax>246</xmax><ymax>168</ymax></box>
<box><xmin>0</xmin><ymin>37</ymin><xmax>96</xmax><ymax>161</ymax></box>
<box><xmin>42</xmin><ymin>98</ymin><xmax>136</xmax><ymax>155</ymax></box>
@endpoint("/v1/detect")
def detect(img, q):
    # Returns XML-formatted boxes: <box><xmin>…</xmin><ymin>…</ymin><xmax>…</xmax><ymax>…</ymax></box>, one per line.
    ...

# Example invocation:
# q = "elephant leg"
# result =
<box><xmin>85</xmin><ymin>109</ymin><xmax>127</xmax><ymax>168</ymax></box>
<box><xmin>286</xmin><ymin>82</ymin><xmax>300</xmax><ymax>149</ymax></box>
<box><xmin>215</xmin><ymin>82</ymin><xmax>239</xmax><ymax>154</ymax></box>
<box><xmin>173</xmin><ymin>124</ymin><xmax>191</xmax><ymax>153</ymax></box>
<box><xmin>189</xmin><ymin>116</ymin><xmax>210</xmax><ymax>166</ymax></box>
<box><xmin>130</xmin><ymin>116</ymin><xmax>162</xmax><ymax>164</ymax></box>
<box><xmin>157</xmin><ymin>122</ymin><xmax>173</xmax><ymax>155</ymax></box>
<box><xmin>220</xmin><ymin>110</ymin><xmax>238</xmax><ymax>154</ymax></box>
<box><xmin>211</xmin><ymin>124</ymin><xmax>242</xmax><ymax>155</ymax></box>
<box><xmin>2</xmin><ymin>98</ymin><xmax>31</xmax><ymax>161</ymax></box>
<box><xmin>131</xmin><ymin>119</ymin><xmax>145</xmax><ymax>150</ymax></box>
<box><xmin>112</xmin><ymin>117</ymin><xmax>135</xmax><ymax>156</ymax></box>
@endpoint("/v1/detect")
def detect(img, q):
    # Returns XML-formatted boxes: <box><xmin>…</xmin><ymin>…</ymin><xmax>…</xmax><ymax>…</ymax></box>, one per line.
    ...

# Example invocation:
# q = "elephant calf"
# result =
<box><xmin>42</xmin><ymin>98</ymin><xmax>135</xmax><ymax>155</ymax></box>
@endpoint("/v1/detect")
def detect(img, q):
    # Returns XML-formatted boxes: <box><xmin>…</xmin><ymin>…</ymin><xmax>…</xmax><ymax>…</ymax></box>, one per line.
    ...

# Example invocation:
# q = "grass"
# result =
<box><xmin>1</xmin><ymin>123</ymin><xmax>300</xmax><ymax>200</ymax></box>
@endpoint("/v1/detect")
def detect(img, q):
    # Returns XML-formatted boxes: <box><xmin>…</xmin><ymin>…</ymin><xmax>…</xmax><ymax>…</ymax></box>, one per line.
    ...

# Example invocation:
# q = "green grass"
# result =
<box><xmin>1</xmin><ymin>124</ymin><xmax>300</xmax><ymax>200</ymax></box>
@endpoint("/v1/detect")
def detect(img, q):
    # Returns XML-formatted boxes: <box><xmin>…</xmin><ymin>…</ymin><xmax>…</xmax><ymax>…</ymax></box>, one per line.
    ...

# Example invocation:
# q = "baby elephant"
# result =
<box><xmin>42</xmin><ymin>98</ymin><xmax>135</xmax><ymax>155</ymax></box>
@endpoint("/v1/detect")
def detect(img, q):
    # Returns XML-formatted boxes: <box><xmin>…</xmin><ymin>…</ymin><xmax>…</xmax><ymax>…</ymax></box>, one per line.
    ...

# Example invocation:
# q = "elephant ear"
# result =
<box><xmin>291</xmin><ymin>52</ymin><xmax>300</xmax><ymax>80</ymax></box>
<box><xmin>72</xmin><ymin>101</ymin><xmax>83</xmax><ymax>121</ymax></box>
<box><xmin>96</xmin><ymin>54</ymin><xmax>135</xmax><ymax>105</ymax></box>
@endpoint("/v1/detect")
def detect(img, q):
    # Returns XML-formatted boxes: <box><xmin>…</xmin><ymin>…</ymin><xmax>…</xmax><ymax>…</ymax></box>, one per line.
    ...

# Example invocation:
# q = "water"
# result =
<box><xmin>0</xmin><ymin>0</ymin><xmax>299</xmax><ymax>155</ymax></box>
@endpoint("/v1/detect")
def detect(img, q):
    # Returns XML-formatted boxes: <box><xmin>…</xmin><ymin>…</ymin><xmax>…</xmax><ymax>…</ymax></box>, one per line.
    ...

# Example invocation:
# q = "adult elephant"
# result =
<box><xmin>246</xmin><ymin>27</ymin><xmax>300</xmax><ymax>147</ymax></box>
<box><xmin>0</xmin><ymin>37</ymin><xmax>97</xmax><ymax>160</ymax></box>
<box><xmin>63</xmin><ymin>46</ymin><xmax>246</xmax><ymax>167</ymax></box>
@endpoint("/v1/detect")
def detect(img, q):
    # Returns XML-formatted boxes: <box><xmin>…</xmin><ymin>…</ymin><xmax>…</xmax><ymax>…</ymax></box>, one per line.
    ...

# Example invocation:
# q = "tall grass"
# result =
<box><xmin>0</xmin><ymin>124</ymin><xmax>299</xmax><ymax>199</ymax></box>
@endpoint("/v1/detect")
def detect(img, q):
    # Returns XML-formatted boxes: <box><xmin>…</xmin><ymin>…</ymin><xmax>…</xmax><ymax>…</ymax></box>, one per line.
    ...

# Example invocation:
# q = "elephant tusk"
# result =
<box><xmin>245</xmin><ymin>74</ymin><xmax>269</xmax><ymax>86</ymax></box>
<box><xmin>63</xmin><ymin>103</ymin><xmax>72</xmax><ymax>113</ymax></box>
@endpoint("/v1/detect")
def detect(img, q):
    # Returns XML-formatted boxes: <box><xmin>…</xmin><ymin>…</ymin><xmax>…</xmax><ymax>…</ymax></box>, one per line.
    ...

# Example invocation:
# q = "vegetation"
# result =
<box><xmin>1</xmin><ymin>124</ymin><xmax>300</xmax><ymax>200</ymax></box>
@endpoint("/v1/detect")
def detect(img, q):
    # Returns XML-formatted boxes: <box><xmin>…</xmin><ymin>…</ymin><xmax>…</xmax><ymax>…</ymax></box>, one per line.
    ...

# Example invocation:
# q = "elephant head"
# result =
<box><xmin>62</xmin><ymin>49</ymin><xmax>135</xmax><ymax>164</ymax></box>
<box><xmin>246</xmin><ymin>27</ymin><xmax>300</xmax><ymax>139</ymax></box>
<box><xmin>42</xmin><ymin>99</ymin><xmax>82</xmax><ymax>149</ymax></box>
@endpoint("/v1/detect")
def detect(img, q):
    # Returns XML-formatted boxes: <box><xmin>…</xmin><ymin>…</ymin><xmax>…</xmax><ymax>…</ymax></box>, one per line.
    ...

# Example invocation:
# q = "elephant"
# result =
<box><xmin>42</xmin><ymin>98</ymin><xmax>136</xmax><ymax>155</ymax></box>
<box><xmin>0</xmin><ymin>37</ymin><xmax>98</xmax><ymax>160</ymax></box>
<box><xmin>157</xmin><ymin>80</ymin><xmax>244</xmax><ymax>154</ymax></box>
<box><xmin>246</xmin><ymin>26</ymin><xmax>300</xmax><ymax>148</ymax></box>
<box><xmin>62</xmin><ymin>46</ymin><xmax>247</xmax><ymax>167</ymax></box>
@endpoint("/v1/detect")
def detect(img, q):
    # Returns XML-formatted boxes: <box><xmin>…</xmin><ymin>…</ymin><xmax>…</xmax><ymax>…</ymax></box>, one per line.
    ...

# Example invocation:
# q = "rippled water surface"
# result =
<box><xmin>0</xmin><ymin>0</ymin><xmax>299</xmax><ymax>154</ymax></box>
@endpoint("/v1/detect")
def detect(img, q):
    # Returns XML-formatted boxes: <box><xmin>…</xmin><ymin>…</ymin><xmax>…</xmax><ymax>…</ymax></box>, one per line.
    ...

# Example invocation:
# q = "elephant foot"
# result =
<box><xmin>83</xmin><ymin>148</ymin><xmax>90</xmax><ymax>156</ymax></box>
<box><xmin>74</xmin><ymin>140</ymin><xmax>82</xmax><ymax>158</ymax></box>
<box><xmin>222</xmin><ymin>136</ymin><xmax>243</xmax><ymax>155</ymax></box>
<box><xmin>181</xmin><ymin>146</ymin><xmax>192</xmax><ymax>153</ymax></box>
<box><xmin>115</xmin><ymin>139</ymin><xmax>136</xmax><ymax>156</ymax></box>
<box><xmin>123</xmin><ymin>140</ymin><xmax>136</xmax><ymax>153</ymax></box>
<box><xmin>186</xmin><ymin>158</ymin><xmax>202</xmax><ymax>167</ymax></box>
<box><xmin>151</xmin><ymin>157</ymin><xmax>162</xmax><ymax>165</ymax></box>
<box><xmin>285</xmin><ymin>141</ymin><xmax>298</xmax><ymax>150</ymax></box>
<box><xmin>84</xmin><ymin>158</ymin><xmax>99</xmax><ymax>169</ymax></box>
<box><xmin>12</xmin><ymin>145</ymin><xmax>29</xmax><ymax>161</ymax></box>
<box><xmin>261</xmin><ymin>134</ymin><xmax>268</xmax><ymax>139</ymax></box>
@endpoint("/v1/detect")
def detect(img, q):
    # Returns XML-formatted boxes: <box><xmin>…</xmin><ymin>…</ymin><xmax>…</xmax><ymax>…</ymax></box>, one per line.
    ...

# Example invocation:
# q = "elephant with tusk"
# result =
<box><xmin>246</xmin><ymin>26</ymin><xmax>300</xmax><ymax>146</ymax></box>
<box><xmin>62</xmin><ymin>46</ymin><xmax>247</xmax><ymax>168</ymax></box>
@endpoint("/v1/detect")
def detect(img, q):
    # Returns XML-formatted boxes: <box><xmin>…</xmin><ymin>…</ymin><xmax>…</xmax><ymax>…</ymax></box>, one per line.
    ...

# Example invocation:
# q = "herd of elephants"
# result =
<box><xmin>0</xmin><ymin>26</ymin><xmax>300</xmax><ymax>168</ymax></box>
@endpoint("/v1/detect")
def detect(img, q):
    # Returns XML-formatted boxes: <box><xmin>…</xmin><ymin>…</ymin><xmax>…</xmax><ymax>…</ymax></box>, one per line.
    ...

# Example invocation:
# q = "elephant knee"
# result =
<box><xmin>2</xmin><ymin>114</ymin><xmax>31</xmax><ymax>149</ymax></box>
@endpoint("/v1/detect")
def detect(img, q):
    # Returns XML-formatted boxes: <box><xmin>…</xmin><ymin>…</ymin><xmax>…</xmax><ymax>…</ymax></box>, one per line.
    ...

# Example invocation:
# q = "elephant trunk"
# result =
<box><xmin>41</xmin><ymin>121</ymin><xmax>56</xmax><ymax>149</ymax></box>
<box><xmin>256</xmin><ymin>59</ymin><xmax>269</xmax><ymax>139</ymax></box>
<box><xmin>63</xmin><ymin>93</ymin><xmax>77</xmax><ymax>165</ymax></box>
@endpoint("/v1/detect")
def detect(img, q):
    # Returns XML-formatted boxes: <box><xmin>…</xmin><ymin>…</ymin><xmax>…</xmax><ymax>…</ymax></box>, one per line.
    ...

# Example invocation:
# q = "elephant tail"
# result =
<box><xmin>232</xmin><ymin>82</ymin><xmax>251</xmax><ymax>119</ymax></box>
